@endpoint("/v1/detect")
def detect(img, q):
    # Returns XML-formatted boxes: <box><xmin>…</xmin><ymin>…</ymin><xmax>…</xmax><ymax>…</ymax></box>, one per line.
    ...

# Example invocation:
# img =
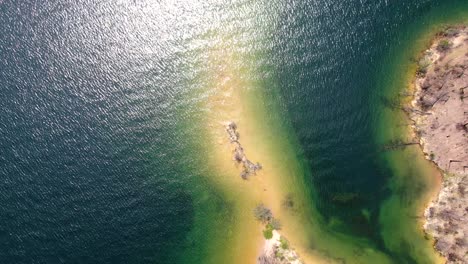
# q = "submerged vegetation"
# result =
<box><xmin>331</xmin><ymin>192</ymin><xmax>360</xmax><ymax>204</ymax></box>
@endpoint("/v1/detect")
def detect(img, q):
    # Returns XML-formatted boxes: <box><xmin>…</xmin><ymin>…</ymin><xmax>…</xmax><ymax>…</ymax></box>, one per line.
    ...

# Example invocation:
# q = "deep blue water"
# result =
<box><xmin>0</xmin><ymin>0</ymin><xmax>467</xmax><ymax>263</ymax></box>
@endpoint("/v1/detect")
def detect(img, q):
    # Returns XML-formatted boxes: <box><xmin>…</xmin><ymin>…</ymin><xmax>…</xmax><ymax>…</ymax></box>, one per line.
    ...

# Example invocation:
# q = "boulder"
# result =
<box><xmin>452</xmin><ymin>66</ymin><xmax>464</xmax><ymax>78</ymax></box>
<box><xmin>421</xmin><ymin>79</ymin><xmax>432</xmax><ymax>89</ymax></box>
<box><xmin>420</xmin><ymin>94</ymin><xmax>437</xmax><ymax>108</ymax></box>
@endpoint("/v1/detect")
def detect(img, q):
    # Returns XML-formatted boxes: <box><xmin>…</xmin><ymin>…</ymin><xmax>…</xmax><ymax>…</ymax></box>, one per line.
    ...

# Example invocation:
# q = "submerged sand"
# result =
<box><xmin>408</xmin><ymin>25</ymin><xmax>468</xmax><ymax>263</ymax></box>
<box><xmin>197</xmin><ymin>39</ymin><xmax>396</xmax><ymax>264</ymax></box>
<box><xmin>201</xmin><ymin>45</ymin><xmax>324</xmax><ymax>264</ymax></box>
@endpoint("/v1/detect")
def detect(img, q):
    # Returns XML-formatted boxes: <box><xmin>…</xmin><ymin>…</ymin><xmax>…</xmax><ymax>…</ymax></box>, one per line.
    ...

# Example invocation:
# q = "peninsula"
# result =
<box><xmin>408</xmin><ymin>25</ymin><xmax>468</xmax><ymax>263</ymax></box>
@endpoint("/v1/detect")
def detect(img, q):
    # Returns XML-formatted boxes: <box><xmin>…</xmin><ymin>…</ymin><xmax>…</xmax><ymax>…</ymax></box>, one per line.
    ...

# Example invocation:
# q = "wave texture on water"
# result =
<box><xmin>0</xmin><ymin>0</ymin><xmax>468</xmax><ymax>263</ymax></box>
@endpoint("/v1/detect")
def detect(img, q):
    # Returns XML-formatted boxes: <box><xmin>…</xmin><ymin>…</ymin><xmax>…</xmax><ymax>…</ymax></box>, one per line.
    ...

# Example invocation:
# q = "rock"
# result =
<box><xmin>435</xmin><ymin>239</ymin><xmax>450</xmax><ymax>252</ymax></box>
<box><xmin>421</xmin><ymin>79</ymin><xmax>432</xmax><ymax>89</ymax></box>
<box><xmin>420</xmin><ymin>94</ymin><xmax>437</xmax><ymax>108</ymax></box>
<box><xmin>433</xmin><ymin>79</ymin><xmax>445</xmax><ymax>90</ymax></box>
<box><xmin>452</xmin><ymin>66</ymin><xmax>464</xmax><ymax>78</ymax></box>
<box><xmin>410</xmin><ymin>27</ymin><xmax>468</xmax><ymax>264</ymax></box>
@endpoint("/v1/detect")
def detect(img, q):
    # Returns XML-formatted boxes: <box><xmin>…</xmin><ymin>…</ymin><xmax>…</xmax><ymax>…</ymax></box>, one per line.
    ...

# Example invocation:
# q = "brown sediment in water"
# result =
<box><xmin>407</xmin><ymin>25</ymin><xmax>468</xmax><ymax>264</ymax></box>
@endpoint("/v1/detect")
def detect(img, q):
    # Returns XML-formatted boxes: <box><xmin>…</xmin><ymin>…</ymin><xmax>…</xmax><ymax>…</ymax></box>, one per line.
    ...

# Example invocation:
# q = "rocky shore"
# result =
<box><xmin>225</xmin><ymin>121</ymin><xmax>262</xmax><ymax>179</ymax></box>
<box><xmin>408</xmin><ymin>25</ymin><xmax>468</xmax><ymax>263</ymax></box>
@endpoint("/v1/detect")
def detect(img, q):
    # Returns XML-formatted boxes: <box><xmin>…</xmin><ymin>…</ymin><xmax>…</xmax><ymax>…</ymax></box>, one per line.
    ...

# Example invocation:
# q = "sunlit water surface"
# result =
<box><xmin>0</xmin><ymin>0</ymin><xmax>467</xmax><ymax>263</ymax></box>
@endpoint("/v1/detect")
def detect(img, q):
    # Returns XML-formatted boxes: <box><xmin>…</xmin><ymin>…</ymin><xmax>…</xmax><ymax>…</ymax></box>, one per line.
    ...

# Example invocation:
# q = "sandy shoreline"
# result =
<box><xmin>407</xmin><ymin>25</ymin><xmax>468</xmax><ymax>263</ymax></box>
<box><xmin>200</xmin><ymin>44</ymin><xmax>319</xmax><ymax>263</ymax></box>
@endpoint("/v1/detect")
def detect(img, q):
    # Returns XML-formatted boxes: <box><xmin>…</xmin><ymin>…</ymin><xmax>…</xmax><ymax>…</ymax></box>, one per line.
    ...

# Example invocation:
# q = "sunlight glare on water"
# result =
<box><xmin>0</xmin><ymin>0</ymin><xmax>467</xmax><ymax>263</ymax></box>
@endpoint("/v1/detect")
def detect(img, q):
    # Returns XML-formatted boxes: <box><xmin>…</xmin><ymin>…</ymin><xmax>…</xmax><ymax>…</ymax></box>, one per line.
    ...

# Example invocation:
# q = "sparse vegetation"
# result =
<box><xmin>263</xmin><ymin>224</ymin><xmax>274</xmax><ymax>239</ymax></box>
<box><xmin>437</xmin><ymin>39</ymin><xmax>452</xmax><ymax>51</ymax></box>
<box><xmin>270</xmin><ymin>218</ymin><xmax>282</xmax><ymax>230</ymax></box>
<box><xmin>443</xmin><ymin>27</ymin><xmax>460</xmax><ymax>37</ymax></box>
<box><xmin>275</xmin><ymin>250</ymin><xmax>284</xmax><ymax>260</ymax></box>
<box><xmin>254</xmin><ymin>205</ymin><xmax>282</xmax><ymax>239</ymax></box>
<box><xmin>254</xmin><ymin>204</ymin><xmax>273</xmax><ymax>223</ymax></box>
<box><xmin>430</xmin><ymin>152</ymin><xmax>435</xmax><ymax>160</ymax></box>
<box><xmin>256</xmin><ymin>211</ymin><xmax>302</xmax><ymax>263</ymax></box>
<box><xmin>417</xmin><ymin>57</ymin><xmax>431</xmax><ymax>75</ymax></box>
<box><xmin>279</xmin><ymin>236</ymin><xmax>289</xmax><ymax>250</ymax></box>
<box><xmin>455</xmin><ymin>122</ymin><xmax>468</xmax><ymax>132</ymax></box>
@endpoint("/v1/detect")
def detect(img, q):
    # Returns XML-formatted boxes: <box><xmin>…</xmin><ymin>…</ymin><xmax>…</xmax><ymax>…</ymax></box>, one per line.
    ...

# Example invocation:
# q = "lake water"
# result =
<box><xmin>0</xmin><ymin>0</ymin><xmax>467</xmax><ymax>263</ymax></box>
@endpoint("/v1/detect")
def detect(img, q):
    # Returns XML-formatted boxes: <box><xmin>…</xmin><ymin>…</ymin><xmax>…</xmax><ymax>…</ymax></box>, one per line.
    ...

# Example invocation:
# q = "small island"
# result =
<box><xmin>253</xmin><ymin>204</ymin><xmax>303</xmax><ymax>264</ymax></box>
<box><xmin>408</xmin><ymin>25</ymin><xmax>468</xmax><ymax>263</ymax></box>
<box><xmin>225</xmin><ymin>121</ymin><xmax>262</xmax><ymax>179</ymax></box>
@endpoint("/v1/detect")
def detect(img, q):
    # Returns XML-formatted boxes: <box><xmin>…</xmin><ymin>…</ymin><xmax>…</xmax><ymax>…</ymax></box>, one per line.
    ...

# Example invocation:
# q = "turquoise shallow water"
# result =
<box><xmin>0</xmin><ymin>0</ymin><xmax>467</xmax><ymax>263</ymax></box>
